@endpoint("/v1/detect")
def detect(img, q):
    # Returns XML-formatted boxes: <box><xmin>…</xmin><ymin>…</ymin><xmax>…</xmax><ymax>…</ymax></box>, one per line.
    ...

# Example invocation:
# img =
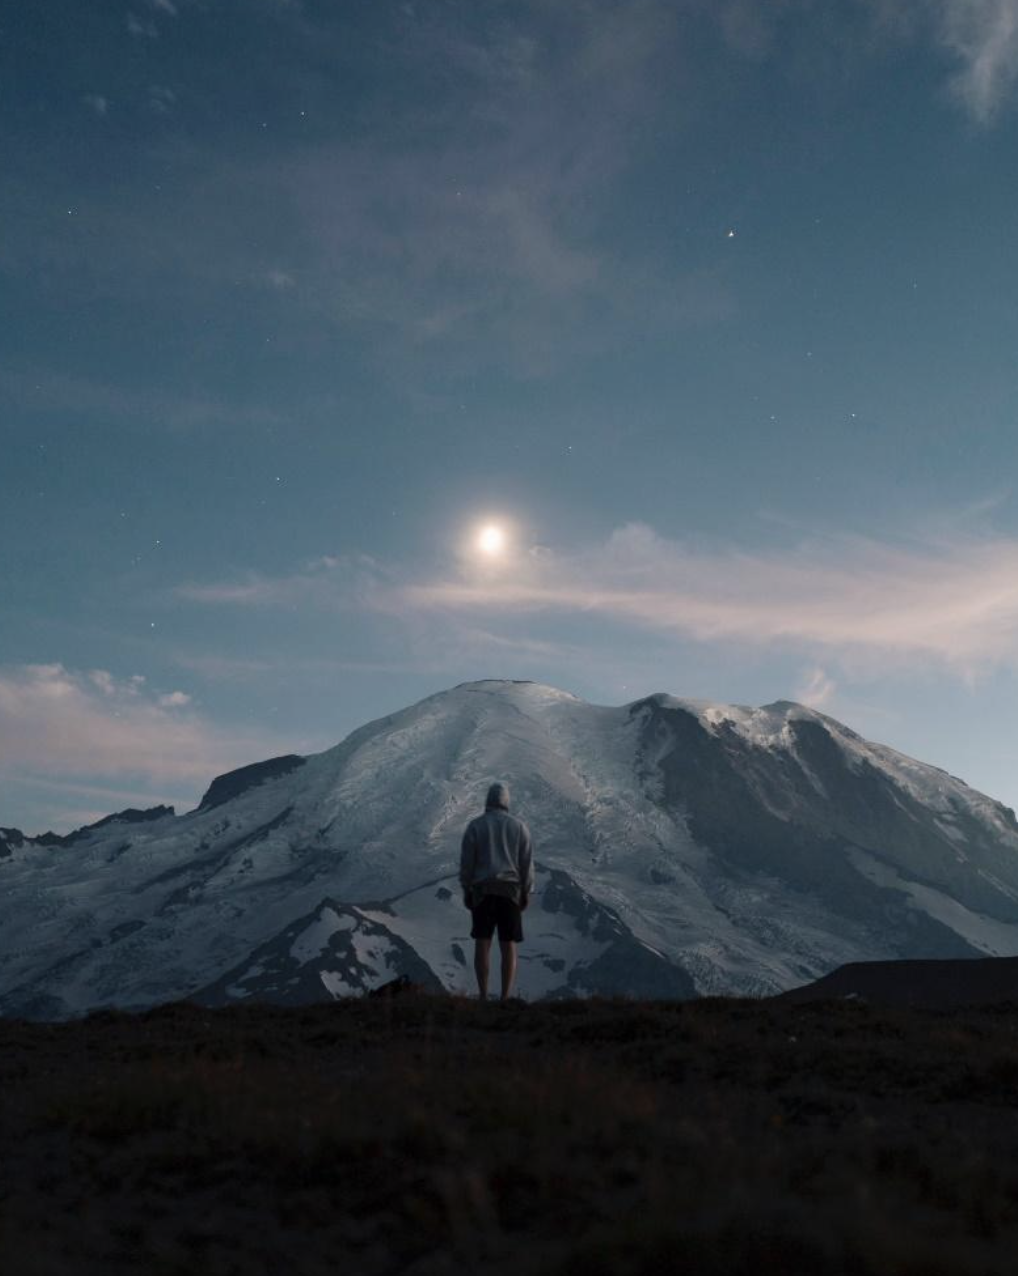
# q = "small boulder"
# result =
<box><xmin>368</xmin><ymin>975</ymin><xmax>430</xmax><ymax>999</ymax></box>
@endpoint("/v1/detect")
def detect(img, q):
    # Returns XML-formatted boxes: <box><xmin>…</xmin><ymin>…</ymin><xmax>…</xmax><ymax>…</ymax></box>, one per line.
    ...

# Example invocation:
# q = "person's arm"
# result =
<box><xmin>519</xmin><ymin>824</ymin><xmax>535</xmax><ymax>909</ymax></box>
<box><xmin>460</xmin><ymin>824</ymin><xmax>475</xmax><ymax>907</ymax></box>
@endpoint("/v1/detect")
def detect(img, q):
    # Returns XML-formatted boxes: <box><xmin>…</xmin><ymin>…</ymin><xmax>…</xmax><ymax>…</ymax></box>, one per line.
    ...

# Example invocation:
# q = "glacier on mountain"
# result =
<box><xmin>3</xmin><ymin>679</ymin><xmax>1018</xmax><ymax>1018</ymax></box>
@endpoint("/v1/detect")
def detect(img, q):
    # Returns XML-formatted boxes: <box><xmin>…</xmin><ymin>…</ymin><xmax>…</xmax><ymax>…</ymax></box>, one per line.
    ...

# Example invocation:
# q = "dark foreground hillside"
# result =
<box><xmin>3</xmin><ymin>994</ymin><xmax>1018</xmax><ymax>1275</ymax></box>
<box><xmin>782</xmin><ymin>955</ymin><xmax>1018</xmax><ymax>1009</ymax></box>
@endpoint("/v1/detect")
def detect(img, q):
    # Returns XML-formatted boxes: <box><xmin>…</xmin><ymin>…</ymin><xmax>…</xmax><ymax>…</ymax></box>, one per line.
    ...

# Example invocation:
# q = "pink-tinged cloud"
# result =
<box><xmin>0</xmin><ymin>664</ymin><xmax>284</xmax><ymax>796</ymax></box>
<box><xmin>172</xmin><ymin>524</ymin><xmax>1018</xmax><ymax>674</ymax></box>
<box><xmin>398</xmin><ymin>524</ymin><xmax>1018</xmax><ymax>672</ymax></box>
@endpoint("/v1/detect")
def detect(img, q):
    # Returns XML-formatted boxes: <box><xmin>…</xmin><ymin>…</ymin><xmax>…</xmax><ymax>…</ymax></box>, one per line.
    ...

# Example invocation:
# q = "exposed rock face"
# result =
<box><xmin>3</xmin><ymin>680</ymin><xmax>1018</xmax><ymax>1018</ymax></box>
<box><xmin>197</xmin><ymin>756</ymin><xmax>306</xmax><ymax>812</ymax></box>
<box><xmin>0</xmin><ymin>806</ymin><xmax>176</xmax><ymax>855</ymax></box>
<box><xmin>0</xmin><ymin>829</ymin><xmax>26</xmax><ymax>860</ymax></box>
<box><xmin>193</xmin><ymin>899</ymin><xmax>444</xmax><ymax>1005</ymax></box>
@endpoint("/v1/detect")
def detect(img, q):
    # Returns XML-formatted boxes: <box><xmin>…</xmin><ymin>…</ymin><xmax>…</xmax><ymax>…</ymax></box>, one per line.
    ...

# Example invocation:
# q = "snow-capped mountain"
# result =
<box><xmin>3</xmin><ymin>679</ymin><xmax>1018</xmax><ymax>1017</ymax></box>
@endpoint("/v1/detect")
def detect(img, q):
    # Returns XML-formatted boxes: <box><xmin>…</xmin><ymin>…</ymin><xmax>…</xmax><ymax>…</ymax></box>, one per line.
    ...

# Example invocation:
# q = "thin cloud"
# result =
<box><xmin>148</xmin><ymin>85</ymin><xmax>177</xmax><ymax>115</ymax></box>
<box><xmin>169</xmin><ymin>654</ymin><xmax>276</xmax><ymax>680</ymax></box>
<box><xmin>126</xmin><ymin>13</ymin><xmax>159</xmax><ymax>38</ymax></box>
<box><xmin>399</xmin><ymin>524</ymin><xmax>1018</xmax><ymax>673</ymax></box>
<box><xmin>796</xmin><ymin>666</ymin><xmax>837</xmax><ymax>708</ymax></box>
<box><xmin>455</xmin><ymin>628</ymin><xmax>584</xmax><ymax>662</ymax></box>
<box><xmin>175</xmin><ymin>524</ymin><xmax>1018</xmax><ymax>675</ymax></box>
<box><xmin>6</xmin><ymin>774</ymin><xmax>192</xmax><ymax>835</ymax></box>
<box><xmin>727</xmin><ymin>0</ymin><xmax>1018</xmax><ymax>123</ymax></box>
<box><xmin>873</xmin><ymin>0</ymin><xmax>1018</xmax><ymax>120</ymax></box>
<box><xmin>82</xmin><ymin>94</ymin><xmax>109</xmax><ymax>116</ymax></box>
<box><xmin>3</xmin><ymin>2</ymin><xmax>730</xmax><ymax>380</ymax></box>
<box><xmin>271</xmin><ymin>1</ymin><xmax>707</xmax><ymax>367</ymax></box>
<box><xmin>936</xmin><ymin>0</ymin><xmax>1018</xmax><ymax>120</ymax></box>
<box><xmin>157</xmin><ymin>691</ymin><xmax>192</xmax><ymax>707</ymax></box>
<box><xmin>172</xmin><ymin>652</ymin><xmax>465</xmax><ymax>679</ymax></box>
<box><xmin>264</xmin><ymin>268</ymin><xmax>296</xmax><ymax>290</ymax></box>
<box><xmin>0</xmin><ymin>664</ymin><xmax>283</xmax><ymax>802</ymax></box>
<box><xmin>176</xmin><ymin>554</ymin><xmax>389</xmax><ymax>610</ymax></box>
<box><xmin>0</xmin><ymin>368</ymin><xmax>284</xmax><ymax>433</ymax></box>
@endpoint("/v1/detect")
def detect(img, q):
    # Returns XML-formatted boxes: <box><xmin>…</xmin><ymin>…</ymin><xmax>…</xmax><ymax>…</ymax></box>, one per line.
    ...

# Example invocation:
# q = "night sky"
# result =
<box><xmin>5</xmin><ymin>0</ymin><xmax>1018</xmax><ymax>833</ymax></box>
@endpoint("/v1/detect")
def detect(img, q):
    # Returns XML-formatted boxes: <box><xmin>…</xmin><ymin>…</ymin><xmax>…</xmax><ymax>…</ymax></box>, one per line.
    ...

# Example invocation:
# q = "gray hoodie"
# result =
<box><xmin>459</xmin><ymin>782</ymin><xmax>535</xmax><ymax>905</ymax></box>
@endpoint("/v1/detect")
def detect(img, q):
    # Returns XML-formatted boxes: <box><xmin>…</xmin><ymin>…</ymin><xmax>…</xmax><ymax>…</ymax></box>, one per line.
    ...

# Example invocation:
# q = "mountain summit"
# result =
<box><xmin>4</xmin><ymin>679</ymin><xmax>1018</xmax><ymax>1017</ymax></box>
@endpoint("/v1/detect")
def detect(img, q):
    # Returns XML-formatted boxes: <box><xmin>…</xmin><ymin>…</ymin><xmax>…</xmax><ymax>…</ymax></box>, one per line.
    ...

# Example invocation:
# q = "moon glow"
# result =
<box><xmin>478</xmin><ymin>524</ymin><xmax>506</xmax><ymax>555</ymax></box>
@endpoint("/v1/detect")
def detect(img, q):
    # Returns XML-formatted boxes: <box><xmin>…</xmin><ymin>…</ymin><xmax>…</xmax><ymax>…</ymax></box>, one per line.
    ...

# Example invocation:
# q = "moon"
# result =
<box><xmin>478</xmin><ymin>524</ymin><xmax>506</xmax><ymax>555</ymax></box>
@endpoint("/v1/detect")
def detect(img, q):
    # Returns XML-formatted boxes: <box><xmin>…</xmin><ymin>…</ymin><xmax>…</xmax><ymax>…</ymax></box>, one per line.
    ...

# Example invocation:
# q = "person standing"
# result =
<box><xmin>459</xmin><ymin>781</ymin><xmax>534</xmax><ymax>1001</ymax></box>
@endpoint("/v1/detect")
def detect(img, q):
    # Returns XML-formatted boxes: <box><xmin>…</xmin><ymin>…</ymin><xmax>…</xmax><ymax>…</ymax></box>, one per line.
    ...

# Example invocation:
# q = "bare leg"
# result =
<box><xmin>499</xmin><ymin>940</ymin><xmax>518</xmax><ymax>1000</ymax></box>
<box><xmin>474</xmin><ymin>938</ymin><xmax>492</xmax><ymax>998</ymax></box>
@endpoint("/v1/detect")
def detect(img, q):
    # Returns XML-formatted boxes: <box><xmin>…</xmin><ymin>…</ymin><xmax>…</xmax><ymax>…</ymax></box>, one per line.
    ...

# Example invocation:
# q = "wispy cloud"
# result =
<box><xmin>82</xmin><ymin>94</ymin><xmax>109</xmax><ymax>117</ymax></box>
<box><xmin>176</xmin><ymin>524</ymin><xmax>1018</xmax><ymax>677</ymax></box>
<box><xmin>170</xmin><ymin>651</ymin><xmax>463</xmax><ymax>680</ymax></box>
<box><xmin>796</xmin><ymin>666</ymin><xmax>838</xmax><ymax>708</ymax></box>
<box><xmin>0</xmin><ymin>368</ymin><xmax>284</xmax><ymax>433</ymax></box>
<box><xmin>175</xmin><ymin>554</ymin><xmax>389</xmax><ymax>609</ymax></box>
<box><xmin>168</xmin><ymin>654</ymin><xmax>276</xmax><ymax>680</ymax></box>
<box><xmin>871</xmin><ymin>0</ymin><xmax>1018</xmax><ymax>120</ymax></box>
<box><xmin>266</xmin><ymin>2</ymin><xmax>693</xmax><ymax>370</ymax></box>
<box><xmin>148</xmin><ymin>85</ymin><xmax>177</xmax><ymax>116</ymax></box>
<box><xmin>3</xmin><ymin>1</ymin><xmax>732</xmax><ymax>380</ymax></box>
<box><xmin>935</xmin><ymin>0</ymin><xmax>1018</xmax><ymax>120</ymax></box>
<box><xmin>399</xmin><ymin>524</ymin><xmax>1018</xmax><ymax>674</ymax></box>
<box><xmin>126</xmin><ymin>13</ymin><xmax>159</xmax><ymax>38</ymax></box>
<box><xmin>725</xmin><ymin>0</ymin><xmax>1018</xmax><ymax>123</ymax></box>
<box><xmin>5</xmin><ymin>774</ymin><xmax>191</xmax><ymax>836</ymax></box>
<box><xmin>0</xmin><ymin>665</ymin><xmax>286</xmax><ymax>823</ymax></box>
<box><xmin>126</xmin><ymin>0</ymin><xmax>178</xmax><ymax>36</ymax></box>
<box><xmin>264</xmin><ymin>268</ymin><xmax>296</xmax><ymax>291</ymax></box>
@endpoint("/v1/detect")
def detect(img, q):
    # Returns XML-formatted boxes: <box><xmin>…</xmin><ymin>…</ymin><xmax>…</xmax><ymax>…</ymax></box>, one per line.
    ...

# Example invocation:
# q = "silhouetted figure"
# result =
<box><xmin>459</xmin><ymin>782</ymin><xmax>534</xmax><ymax>1000</ymax></box>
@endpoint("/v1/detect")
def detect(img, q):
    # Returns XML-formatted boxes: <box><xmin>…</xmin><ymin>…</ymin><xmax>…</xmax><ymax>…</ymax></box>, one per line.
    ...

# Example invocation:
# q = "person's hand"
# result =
<box><xmin>463</xmin><ymin>890</ymin><xmax>472</xmax><ymax>910</ymax></box>
<box><xmin>520</xmin><ymin>895</ymin><xmax>529</xmax><ymax>911</ymax></box>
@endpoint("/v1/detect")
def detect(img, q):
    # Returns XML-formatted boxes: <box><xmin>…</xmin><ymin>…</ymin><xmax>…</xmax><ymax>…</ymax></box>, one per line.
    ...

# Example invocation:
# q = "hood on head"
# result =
<box><xmin>485</xmin><ymin>782</ymin><xmax>510</xmax><ymax>811</ymax></box>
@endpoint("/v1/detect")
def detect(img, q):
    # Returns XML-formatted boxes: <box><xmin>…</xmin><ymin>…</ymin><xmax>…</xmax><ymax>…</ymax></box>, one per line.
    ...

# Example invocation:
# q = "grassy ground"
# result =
<box><xmin>3</xmin><ymin>993</ymin><xmax>1018</xmax><ymax>1274</ymax></box>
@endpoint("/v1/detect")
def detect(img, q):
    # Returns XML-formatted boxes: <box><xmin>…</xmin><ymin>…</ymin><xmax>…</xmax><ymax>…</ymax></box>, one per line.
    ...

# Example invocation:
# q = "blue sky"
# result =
<box><xmin>5</xmin><ymin>0</ymin><xmax>1018</xmax><ymax>832</ymax></box>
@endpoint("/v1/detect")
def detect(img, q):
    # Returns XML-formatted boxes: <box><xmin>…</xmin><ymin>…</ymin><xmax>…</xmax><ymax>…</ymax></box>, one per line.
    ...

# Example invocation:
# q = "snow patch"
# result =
<box><xmin>848</xmin><ymin>848</ymin><xmax>1018</xmax><ymax>956</ymax></box>
<box><xmin>289</xmin><ymin>907</ymin><xmax>354</xmax><ymax>962</ymax></box>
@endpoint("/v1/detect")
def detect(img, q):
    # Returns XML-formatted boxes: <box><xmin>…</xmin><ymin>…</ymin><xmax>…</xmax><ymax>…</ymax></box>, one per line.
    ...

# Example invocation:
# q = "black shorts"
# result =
<box><xmin>470</xmin><ymin>893</ymin><xmax>524</xmax><ymax>943</ymax></box>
